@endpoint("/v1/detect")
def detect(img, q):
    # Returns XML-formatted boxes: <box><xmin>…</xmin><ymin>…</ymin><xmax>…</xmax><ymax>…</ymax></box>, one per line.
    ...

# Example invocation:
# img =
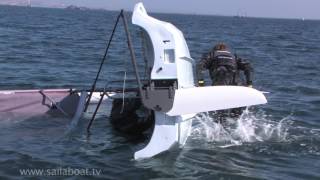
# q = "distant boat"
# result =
<box><xmin>65</xmin><ymin>5</ymin><xmax>90</xmax><ymax>11</ymax></box>
<box><xmin>234</xmin><ymin>11</ymin><xmax>247</xmax><ymax>19</ymax></box>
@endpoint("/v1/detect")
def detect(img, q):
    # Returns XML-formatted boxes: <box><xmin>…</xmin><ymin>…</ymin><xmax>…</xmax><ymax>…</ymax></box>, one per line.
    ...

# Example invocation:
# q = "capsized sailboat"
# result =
<box><xmin>130</xmin><ymin>3</ymin><xmax>266</xmax><ymax>159</ymax></box>
<box><xmin>0</xmin><ymin>3</ymin><xmax>267</xmax><ymax>160</ymax></box>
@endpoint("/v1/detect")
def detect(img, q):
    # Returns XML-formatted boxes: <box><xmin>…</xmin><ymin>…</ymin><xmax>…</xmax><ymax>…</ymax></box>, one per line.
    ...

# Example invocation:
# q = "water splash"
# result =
<box><xmin>192</xmin><ymin>108</ymin><xmax>293</xmax><ymax>147</ymax></box>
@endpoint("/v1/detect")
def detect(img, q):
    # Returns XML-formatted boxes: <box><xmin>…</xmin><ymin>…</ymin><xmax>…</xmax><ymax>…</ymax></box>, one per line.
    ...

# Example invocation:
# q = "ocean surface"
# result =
<box><xmin>0</xmin><ymin>5</ymin><xmax>320</xmax><ymax>180</ymax></box>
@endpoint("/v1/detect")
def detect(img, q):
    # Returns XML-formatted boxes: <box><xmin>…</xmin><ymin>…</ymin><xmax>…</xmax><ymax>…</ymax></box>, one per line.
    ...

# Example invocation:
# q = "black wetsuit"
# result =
<box><xmin>196</xmin><ymin>50</ymin><xmax>253</xmax><ymax>86</ymax></box>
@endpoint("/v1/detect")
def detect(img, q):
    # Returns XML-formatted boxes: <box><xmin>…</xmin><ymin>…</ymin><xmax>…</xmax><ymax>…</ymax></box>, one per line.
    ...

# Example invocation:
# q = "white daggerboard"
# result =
<box><xmin>167</xmin><ymin>86</ymin><xmax>267</xmax><ymax>116</ymax></box>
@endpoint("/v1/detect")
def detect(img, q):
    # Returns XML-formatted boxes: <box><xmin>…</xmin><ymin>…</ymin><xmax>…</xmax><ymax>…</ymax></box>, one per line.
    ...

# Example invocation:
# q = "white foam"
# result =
<box><xmin>191</xmin><ymin>109</ymin><xmax>292</xmax><ymax>147</ymax></box>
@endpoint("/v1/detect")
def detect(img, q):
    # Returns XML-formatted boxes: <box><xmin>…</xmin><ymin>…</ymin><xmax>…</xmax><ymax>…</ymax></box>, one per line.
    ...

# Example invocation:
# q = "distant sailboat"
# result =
<box><xmin>234</xmin><ymin>10</ymin><xmax>247</xmax><ymax>19</ymax></box>
<box><xmin>28</xmin><ymin>0</ymin><xmax>31</xmax><ymax>7</ymax></box>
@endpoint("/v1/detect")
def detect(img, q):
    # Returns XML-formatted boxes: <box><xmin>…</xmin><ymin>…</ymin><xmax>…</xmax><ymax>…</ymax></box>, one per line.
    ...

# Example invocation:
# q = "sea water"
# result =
<box><xmin>0</xmin><ymin>5</ymin><xmax>320</xmax><ymax>179</ymax></box>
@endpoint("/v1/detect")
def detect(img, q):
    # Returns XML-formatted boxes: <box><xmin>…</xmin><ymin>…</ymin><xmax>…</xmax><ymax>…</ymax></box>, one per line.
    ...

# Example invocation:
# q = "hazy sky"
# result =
<box><xmin>34</xmin><ymin>0</ymin><xmax>319</xmax><ymax>19</ymax></box>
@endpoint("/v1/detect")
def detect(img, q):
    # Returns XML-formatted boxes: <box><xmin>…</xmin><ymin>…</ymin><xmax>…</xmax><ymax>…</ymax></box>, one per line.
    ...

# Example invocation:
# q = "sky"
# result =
<box><xmin>12</xmin><ymin>0</ymin><xmax>320</xmax><ymax>20</ymax></box>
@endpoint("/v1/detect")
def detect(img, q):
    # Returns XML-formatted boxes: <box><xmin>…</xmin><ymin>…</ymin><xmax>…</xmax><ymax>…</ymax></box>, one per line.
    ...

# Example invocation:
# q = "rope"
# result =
<box><xmin>120</xmin><ymin>71</ymin><xmax>127</xmax><ymax>114</ymax></box>
<box><xmin>120</xmin><ymin>39</ymin><xmax>128</xmax><ymax>114</ymax></box>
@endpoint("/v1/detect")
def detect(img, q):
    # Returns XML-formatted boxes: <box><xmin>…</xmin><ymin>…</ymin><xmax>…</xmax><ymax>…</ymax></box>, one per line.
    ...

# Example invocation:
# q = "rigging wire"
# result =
<box><xmin>84</xmin><ymin>12</ymin><xmax>122</xmax><ymax>112</ymax></box>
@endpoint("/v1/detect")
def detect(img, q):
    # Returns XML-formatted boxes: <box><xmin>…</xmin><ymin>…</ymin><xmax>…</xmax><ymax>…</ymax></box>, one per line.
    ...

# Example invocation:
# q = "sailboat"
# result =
<box><xmin>0</xmin><ymin>3</ymin><xmax>267</xmax><ymax>160</ymax></box>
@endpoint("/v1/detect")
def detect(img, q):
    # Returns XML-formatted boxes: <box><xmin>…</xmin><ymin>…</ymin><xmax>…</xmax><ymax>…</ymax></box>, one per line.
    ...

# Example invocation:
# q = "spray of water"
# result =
<box><xmin>192</xmin><ymin>108</ymin><xmax>292</xmax><ymax>147</ymax></box>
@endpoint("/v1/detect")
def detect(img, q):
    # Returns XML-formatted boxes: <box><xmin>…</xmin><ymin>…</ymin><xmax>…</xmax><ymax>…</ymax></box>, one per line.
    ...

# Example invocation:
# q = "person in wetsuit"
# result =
<box><xmin>196</xmin><ymin>43</ymin><xmax>253</xmax><ymax>118</ymax></box>
<box><xmin>197</xmin><ymin>43</ymin><xmax>253</xmax><ymax>87</ymax></box>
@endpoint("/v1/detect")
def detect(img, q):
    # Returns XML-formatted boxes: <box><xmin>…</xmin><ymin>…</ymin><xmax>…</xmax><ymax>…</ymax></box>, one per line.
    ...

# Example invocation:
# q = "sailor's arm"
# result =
<box><xmin>196</xmin><ymin>54</ymin><xmax>211</xmax><ymax>86</ymax></box>
<box><xmin>237</xmin><ymin>58</ymin><xmax>253</xmax><ymax>87</ymax></box>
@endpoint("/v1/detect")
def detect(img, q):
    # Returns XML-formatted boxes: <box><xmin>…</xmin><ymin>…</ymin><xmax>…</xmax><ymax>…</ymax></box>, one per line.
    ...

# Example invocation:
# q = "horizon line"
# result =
<box><xmin>0</xmin><ymin>4</ymin><xmax>319</xmax><ymax>21</ymax></box>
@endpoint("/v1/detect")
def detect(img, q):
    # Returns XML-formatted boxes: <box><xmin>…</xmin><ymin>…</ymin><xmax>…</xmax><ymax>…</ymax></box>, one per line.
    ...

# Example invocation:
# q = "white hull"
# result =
<box><xmin>131</xmin><ymin>3</ymin><xmax>267</xmax><ymax>159</ymax></box>
<box><xmin>134</xmin><ymin>112</ymin><xmax>194</xmax><ymax>159</ymax></box>
<box><xmin>132</xmin><ymin>3</ymin><xmax>196</xmax><ymax>159</ymax></box>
